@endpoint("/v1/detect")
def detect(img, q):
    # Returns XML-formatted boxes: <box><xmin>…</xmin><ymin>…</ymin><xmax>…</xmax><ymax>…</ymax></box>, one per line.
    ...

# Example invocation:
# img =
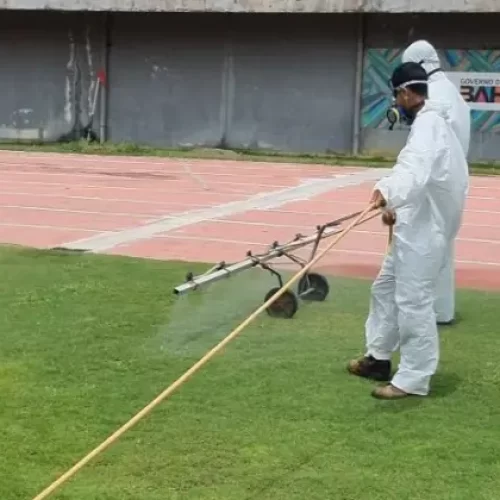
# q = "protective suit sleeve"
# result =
<box><xmin>375</xmin><ymin>115</ymin><xmax>441</xmax><ymax>210</ymax></box>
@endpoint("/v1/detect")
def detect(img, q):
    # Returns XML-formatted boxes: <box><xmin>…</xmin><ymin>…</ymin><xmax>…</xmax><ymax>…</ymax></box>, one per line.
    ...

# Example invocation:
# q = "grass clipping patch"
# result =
<box><xmin>2</xmin><ymin>246</ymin><xmax>500</xmax><ymax>500</ymax></box>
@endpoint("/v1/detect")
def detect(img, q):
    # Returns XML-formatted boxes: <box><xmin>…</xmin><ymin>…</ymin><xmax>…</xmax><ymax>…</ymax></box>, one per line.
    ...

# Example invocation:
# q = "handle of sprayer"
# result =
<box><xmin>386</xmin><ymin>224</ymin><xmax>393</xmax><ymax>254</ymax></box>
<box><xmin>384</xmin><ymin>205</ymin><xmax>394</xmax><ymax>254</ymax></box>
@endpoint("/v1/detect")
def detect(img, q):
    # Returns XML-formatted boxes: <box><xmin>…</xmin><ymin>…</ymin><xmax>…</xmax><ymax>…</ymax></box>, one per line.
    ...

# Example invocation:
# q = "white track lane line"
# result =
<box><xmin>58</xmin><ymin>169</ymin><xmax>390</xmax><ymax>253</ymax></box>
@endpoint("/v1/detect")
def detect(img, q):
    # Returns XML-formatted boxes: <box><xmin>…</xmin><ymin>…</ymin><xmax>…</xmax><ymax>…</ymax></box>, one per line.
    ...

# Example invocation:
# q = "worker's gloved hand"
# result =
<box><xmin>369</xmin><ymin>189</ymin><xmax>386</xmax><ymax>209</ymax></box>
<box><xmin>381</xmin><ymin>209</ymin><xmax>396</xmax><ymax>226</ymax></box>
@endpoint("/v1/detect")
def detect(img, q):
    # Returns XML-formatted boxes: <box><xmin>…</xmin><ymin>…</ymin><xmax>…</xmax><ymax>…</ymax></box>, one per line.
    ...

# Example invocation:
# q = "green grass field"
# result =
<box><xmin>2</xmin><ymin>245</ymin><xmax>500</xmax><ymax>500</ymax></box>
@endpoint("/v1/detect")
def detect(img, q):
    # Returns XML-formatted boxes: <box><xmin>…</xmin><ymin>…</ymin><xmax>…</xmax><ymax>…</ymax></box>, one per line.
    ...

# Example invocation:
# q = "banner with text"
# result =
<box><xmin>445</xmin><ymin>72</ymin><xmax>500</xmax><ymax>111</ymax></box>
<box><xmin>362</xmin><ymin>49</ymin><xmax>500</xmax><ymax>133</ymax></box>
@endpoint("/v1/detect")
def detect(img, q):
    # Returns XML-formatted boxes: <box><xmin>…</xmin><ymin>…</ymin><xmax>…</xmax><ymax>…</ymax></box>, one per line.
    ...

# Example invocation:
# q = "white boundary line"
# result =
<box><xmin>157</xmin><ymin>235</ymin><xmax>500</xmax><ymax>267</ymax></box>
<box><xmin>1</xmin><ymin>174</ymin><xmax>499</xmax><ymax>203</ymax></box>
<box><xmin>160</xmin><ymin>231</ymin><xmax>500</xmax><ymax>247</ymax></box>
<box><xmin>0</xmin><ymin>164</ymin><xmax>343</xmax><ymax>181</ymax></box>
<box><xmin>2</xmin><ymin>178</ymin><xmax>500</xmax><ymax>210</ymax></box>
<box><xmin>0</xmin><ymin>204</ymin><xmax>155</xmax><ymax>219</ymax></box>
<box><xmin>0</xmin><ymin>222</ymin><xmax>104</xmax><ymax>233</ymax></box>
<box><xmin>196</xmin><ymin>217</ymin><xmax>500</xmax><ymax>232</ymax></box>
<box><xmin>0</xmin><ymin>191</ymin><xmax>210</xmax><ymax>209</ymax></box>
<box><xmin>0</xmin><ymin>179</ymin><xmax>282</xmax><ymax>196</ymax></box>
<box><xmin>0</xmin><ymin>187</ymin><xmax>496</xmax><ymax>206</ymax></box>
<box><xmin>0</xmin><ymin>169</ymin><xmax>307</xmax><ymax>189</ymax></box>
<box><xmin>1</xmin><ymin>218</ymin><xmax>497</xmax><ymax>246</ymax></box>
<box><xmin>1</xmin><ymin>165</ymin><xmax>500</xmax><ymax>197</ymax></box>
<box><xmin>265</xmin><ymin>207</ymin><xmax>500</xmax><ymax>217</ymax></box>
<box><xmin>58</xmin><ymin>170</ymin><xmax>390</xmax><ymax>253</ymax></box>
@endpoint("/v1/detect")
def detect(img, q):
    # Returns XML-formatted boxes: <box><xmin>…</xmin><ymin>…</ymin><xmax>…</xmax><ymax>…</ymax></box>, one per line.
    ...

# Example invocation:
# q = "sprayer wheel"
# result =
<box><xmin>264</xmin><ymin>287</ymin><xmax>298</xmax><ymax>319</ymax></box>
<box><xmin>297</xmin><ymin>273</ymin><xmax>329</xmax><ymax>302</ymax></box>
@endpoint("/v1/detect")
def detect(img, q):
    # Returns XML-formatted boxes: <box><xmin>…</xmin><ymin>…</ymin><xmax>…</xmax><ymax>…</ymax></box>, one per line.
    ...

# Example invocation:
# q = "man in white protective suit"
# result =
<box><xmin>347</xmin><ymin>62</ymin><xmax>469</xmax><ymax>400</ymax></box>
<box><xmin>402</xmin><ymin>40</ymin><xmax>471</xmax><ymax>325</ymax></box>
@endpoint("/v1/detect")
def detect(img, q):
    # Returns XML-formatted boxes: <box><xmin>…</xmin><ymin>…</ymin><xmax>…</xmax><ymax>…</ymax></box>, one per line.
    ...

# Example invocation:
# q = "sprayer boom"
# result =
<box><xmin>172</xmin><ymin>210</ymin><xmax>366</xmax><ymax>318</ymax></box>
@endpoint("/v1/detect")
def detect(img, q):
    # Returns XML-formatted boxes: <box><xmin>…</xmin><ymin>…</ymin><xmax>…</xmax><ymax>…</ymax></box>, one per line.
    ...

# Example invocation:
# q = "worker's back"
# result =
<box><xmin>428</xmin><ymin>72</ymin><xmax>471</xmax><ymax>158</ymax></box>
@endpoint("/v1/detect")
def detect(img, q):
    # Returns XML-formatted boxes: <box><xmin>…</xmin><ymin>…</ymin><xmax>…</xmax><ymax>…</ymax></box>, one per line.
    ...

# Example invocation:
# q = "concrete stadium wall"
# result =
<box><xmin>108</xmin><ymin>13</ymin><xmax>358</xmax><ymax>152</ymax></box>
<box><xmin>1</xmin><ymin>0</ymin><xmax>497</xmax><ymax>13</ymax></box>
<box><xmin>0</xmin><ymin>11</ymin><xmax>358</xmax><ymax>153</ymax></box>
<box><xmin>0</xmin><ymin>11</ymin><xmax>105</xmax><ymax>142</ymax></box>
<box><xmin>1</xmin><ymin>11</ymin><xmax>500</xmax><ymax>160</ymax></box>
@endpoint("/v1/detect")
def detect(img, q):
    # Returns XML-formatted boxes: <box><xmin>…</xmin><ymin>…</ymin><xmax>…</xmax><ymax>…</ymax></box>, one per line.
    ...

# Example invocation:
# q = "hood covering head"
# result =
<box><xmin>402</xmin><ymin>40</ymin><xmax>441</xmax><ymax>75</ymax></box>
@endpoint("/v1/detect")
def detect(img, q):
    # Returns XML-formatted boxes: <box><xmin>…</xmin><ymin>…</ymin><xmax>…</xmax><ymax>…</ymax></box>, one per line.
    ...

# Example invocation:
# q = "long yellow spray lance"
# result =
<box><xmin>32</xmin><ymin>203</ymin><xmax>380</xmax><ymax>500</ymax></box>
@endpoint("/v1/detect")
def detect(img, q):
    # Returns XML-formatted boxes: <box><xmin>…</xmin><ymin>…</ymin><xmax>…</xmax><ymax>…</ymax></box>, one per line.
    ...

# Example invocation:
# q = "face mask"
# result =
<box><xmin>386</xmin><ymin>102</ymin><xmax>414</xmax><ymax>130</ymax></box>
<box><xmin>386</xmin><ymin>78</ymin><xmax>427</xmax><ymax>130</ymax></box>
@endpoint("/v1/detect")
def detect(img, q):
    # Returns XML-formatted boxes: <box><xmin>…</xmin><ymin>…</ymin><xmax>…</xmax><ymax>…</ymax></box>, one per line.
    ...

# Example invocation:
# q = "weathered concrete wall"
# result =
<box><xmin>364</xmin><ymin>12</ymin><xmax>500</xmax><ymax>48</ymax></box>
<box><xmin>2</xmin><ymin>11</ymin><xmax>500</xmax><ymax>161</ymax></box>
<box><xmin>107</xmin><ymin>14</ymin><xmax>226</xmax><ymax>147</ymax></box>
<box><xmin>224</xmin><ymin>15</ymin><xmax>357</xmax><ymax>152</ymax></box>
<box><xmin>0</xmin><ymin>11</ymin><xmax>105</xmax><ymax>142</ymax></box>
<box><xmin>0</xmin><ymin>0</ymin><xmax>498</xmax><ymax>12</ymax></box>
<box><xmin>0</xmin><ymin>11</ymin><xmax>358</xmax><ymax>151</ymax></box>
<box><xmin>107</xmin><ymin>13</ymin><xmax>358</xmax><ymax>153</ymax></box>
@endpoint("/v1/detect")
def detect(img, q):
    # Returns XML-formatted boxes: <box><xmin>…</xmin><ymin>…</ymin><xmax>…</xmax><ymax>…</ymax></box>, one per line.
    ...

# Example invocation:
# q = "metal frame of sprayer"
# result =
<box><xmin>172</xmin><ymin>211</ymin><xmax>364</xmax><ymax>319</ymax></box>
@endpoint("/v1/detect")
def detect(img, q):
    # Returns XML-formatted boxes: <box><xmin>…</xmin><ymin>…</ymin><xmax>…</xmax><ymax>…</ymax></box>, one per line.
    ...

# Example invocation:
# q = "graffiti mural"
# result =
<box><xmin>361</xmin><ymin>49</ymin><xmax>500</xmax><ymax>133</ymax></box>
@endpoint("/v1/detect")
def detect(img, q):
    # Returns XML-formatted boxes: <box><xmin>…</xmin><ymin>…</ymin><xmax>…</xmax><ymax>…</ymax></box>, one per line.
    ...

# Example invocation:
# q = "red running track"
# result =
<box><xmin>1</xmin><ymin>150</ymin><xmax>499</xmax><ymax>291</ymax></box>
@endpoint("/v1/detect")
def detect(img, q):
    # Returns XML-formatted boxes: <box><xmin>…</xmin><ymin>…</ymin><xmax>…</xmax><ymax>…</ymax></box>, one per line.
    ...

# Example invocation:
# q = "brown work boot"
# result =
<box><xmin>371</xmin><ymin>384</ymin><xmax>409</xmax><ymax>400</ymax></box>
<box><xmin>347</xmin><ymin>355</ymin><xmax>391</xmax><ymax>382</ymax></box>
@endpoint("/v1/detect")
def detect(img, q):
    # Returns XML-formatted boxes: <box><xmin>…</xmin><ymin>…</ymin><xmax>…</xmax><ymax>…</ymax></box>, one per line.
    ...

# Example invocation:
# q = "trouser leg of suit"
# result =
<box><xmin>434</xmin><ymin>241</ymin><xmax>455</xmax><ymax>323</ymax></box>
<box><xmin>365</xmin><ymin>253</ymin><xmax>400</xmax><ymax>361</ymax></box>
<box><xmin>391</xmin><ymin>242</ymin><xmax>446</xmax><ymax>396</ymax></box>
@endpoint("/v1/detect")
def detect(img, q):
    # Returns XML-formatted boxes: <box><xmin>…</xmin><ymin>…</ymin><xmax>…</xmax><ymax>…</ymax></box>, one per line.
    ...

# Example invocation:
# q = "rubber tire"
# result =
<box><xmin>297</xmin><ymin>273</ymin><xmax>330</xmax><ymax>302</ymax></box>
<box><xmin>264</xmin><ymin>287</ymin><xmax>299</xmax><ymax>319</ymax></box>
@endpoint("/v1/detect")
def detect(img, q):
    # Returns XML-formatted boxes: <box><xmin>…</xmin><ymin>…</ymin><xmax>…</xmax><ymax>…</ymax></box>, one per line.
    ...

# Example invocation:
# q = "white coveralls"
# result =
<box><xmin>365</xmin><ymin>99</ymin><xmax>469</xmax><ymax>395</ymax></box>
<box><xmin>402</xmin><ymin>40</ymin><xmax>471</xmax><ymax>323</ymax></box>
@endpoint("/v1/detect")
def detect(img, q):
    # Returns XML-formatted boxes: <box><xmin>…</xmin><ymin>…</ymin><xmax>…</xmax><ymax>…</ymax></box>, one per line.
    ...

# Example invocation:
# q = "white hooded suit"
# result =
<box><xmin>365</xmin><ymin>98</ymin><xmax>469</xmax><ymax>395</ymax></box>
<box><xmin>402</xmin><ymin>40</ymin><xmax>471</xmax><ymax>323</ymax></box>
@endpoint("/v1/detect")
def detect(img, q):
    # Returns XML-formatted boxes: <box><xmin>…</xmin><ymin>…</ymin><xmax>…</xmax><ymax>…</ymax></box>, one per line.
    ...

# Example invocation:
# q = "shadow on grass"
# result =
<box><xmin>429</xmin><ymin>371</ymin><xmax>461</xmax><ymax>399</ymax></box>
<box><xmin>438</xmin><ymin>311</ymin><xmax>464</xmax><ymax>328</ymax></box>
